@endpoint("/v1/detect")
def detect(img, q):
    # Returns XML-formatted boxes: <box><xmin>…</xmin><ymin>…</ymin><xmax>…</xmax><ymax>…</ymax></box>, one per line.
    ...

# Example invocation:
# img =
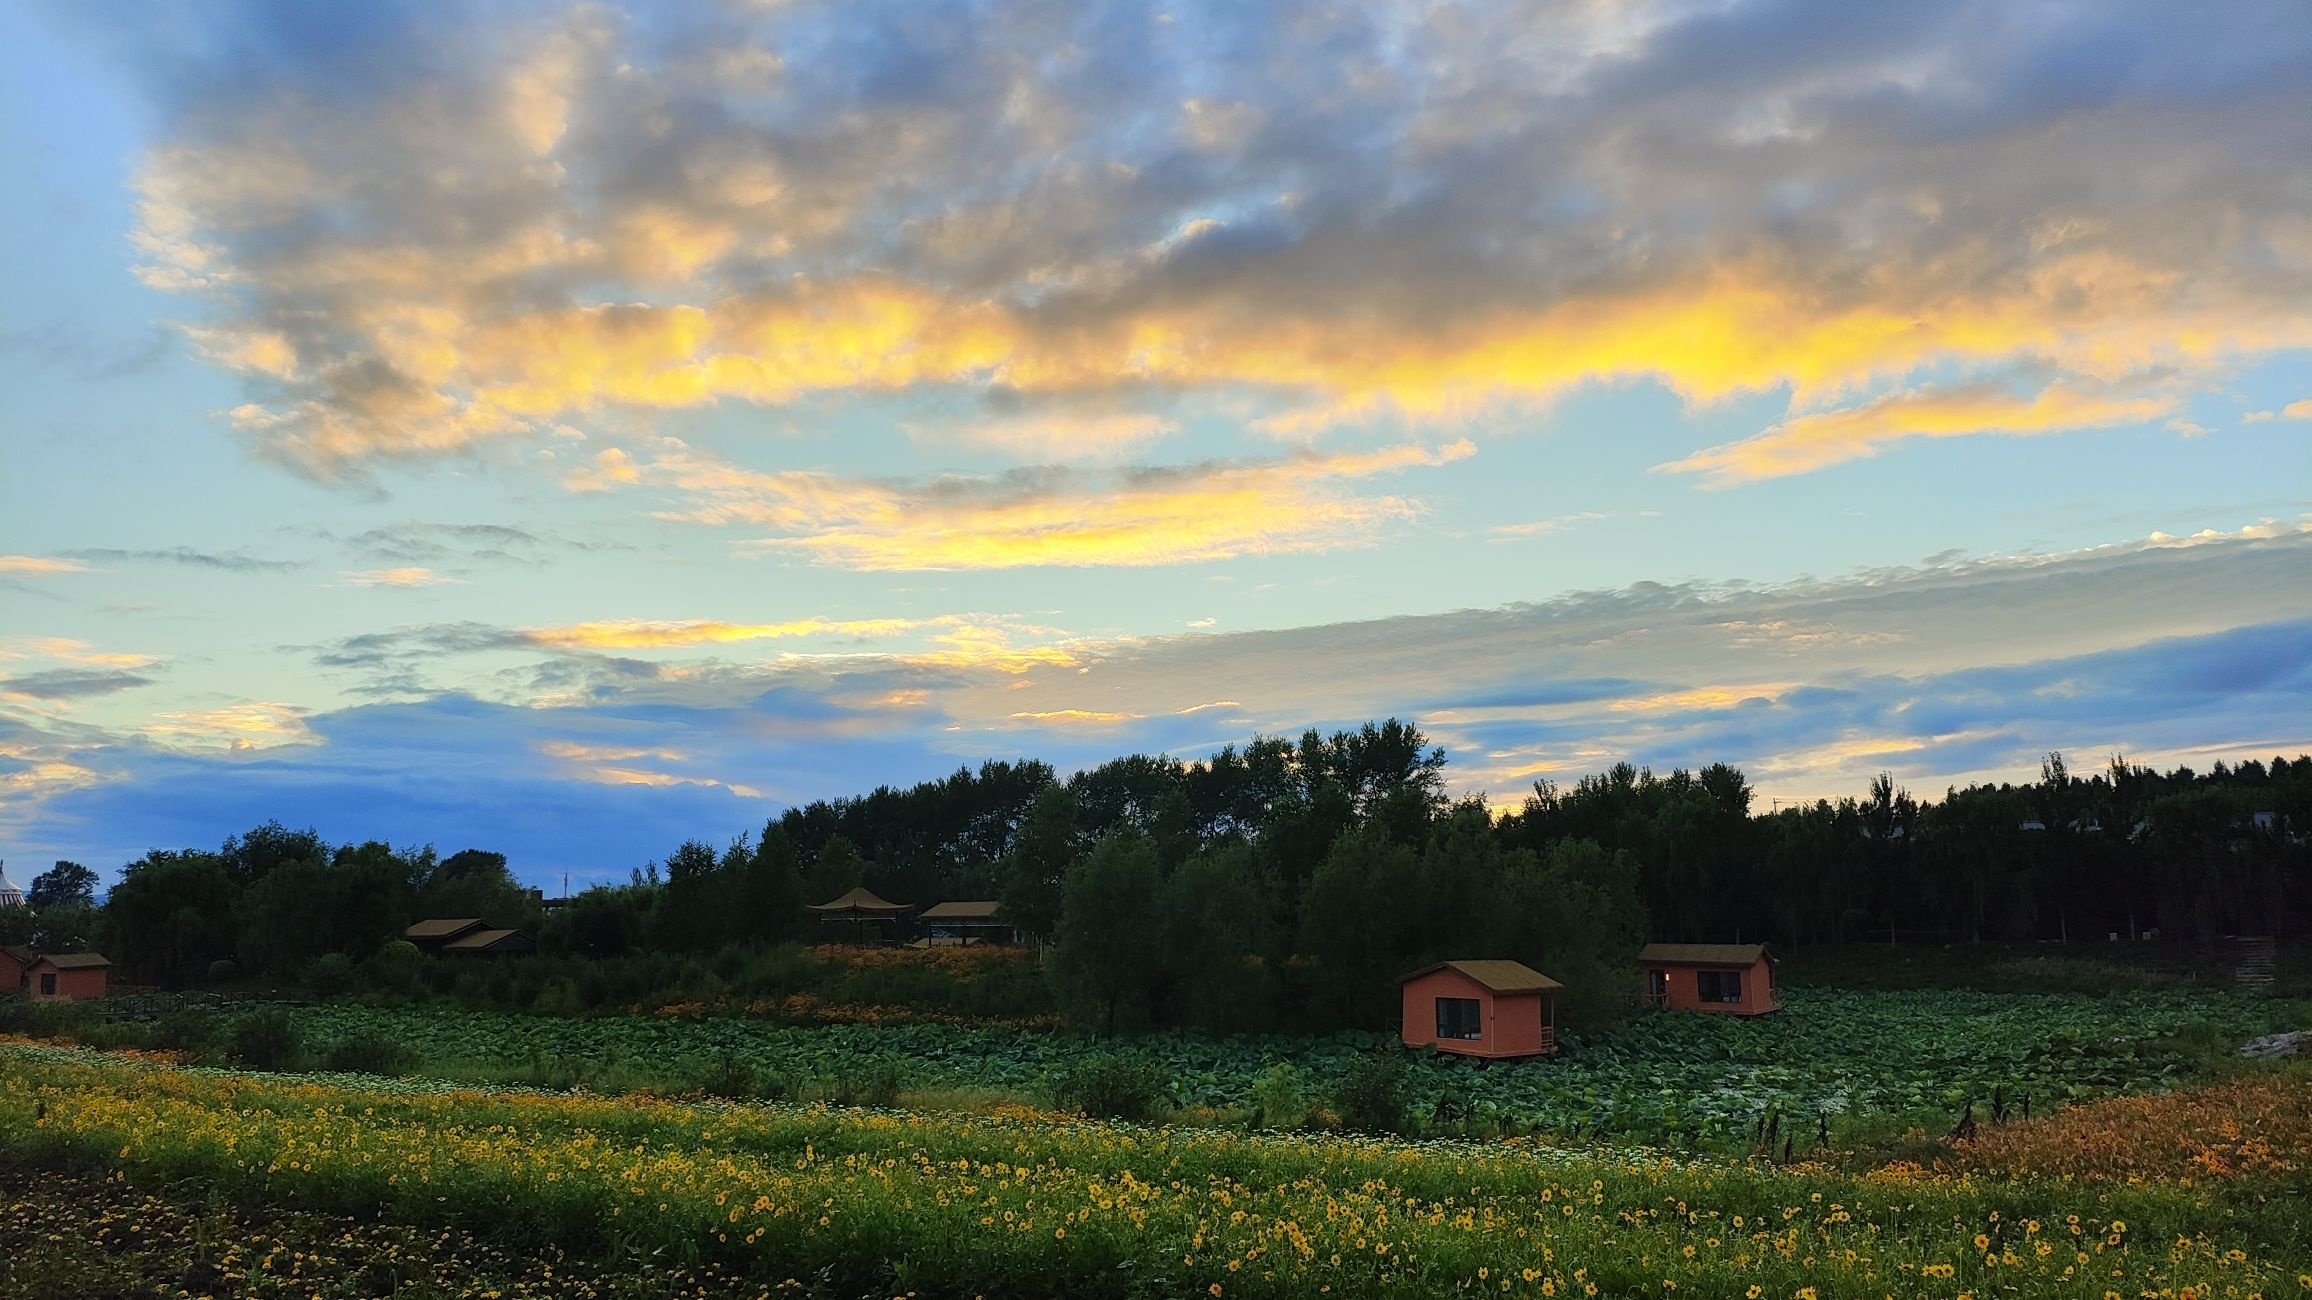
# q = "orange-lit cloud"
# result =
<box><xmin>343</xmin><ymin>566</ymin><xmax>459</xmax><ymax>587</ymax></box>
<box><xmin>571</xmin><ymin>436</ymin><xmax>1474</xmax><ymax>570</ymax></box>
<box><xmin>143</xmin><ymin>702</ymin><xmax>316</xmax><ymax>752</ymax></box>
<box><xmin>1656</xmin><ymin>380</ymin><xmax>2179</xmax><ymax>485</ymax></box>
<box><xmin>521</xmin><ymin>616</ymin><xmax>936</xmax><ymax>651</ymax></box>
<box><xmin>0</xmin><ymin>556</ymin><xmax>86</xmax><ymax>576</ymax></box>
<box><xmin>2243</xmin><ymin>399</ymin><xmax>2312</xmax><ymax>423</ymax></box>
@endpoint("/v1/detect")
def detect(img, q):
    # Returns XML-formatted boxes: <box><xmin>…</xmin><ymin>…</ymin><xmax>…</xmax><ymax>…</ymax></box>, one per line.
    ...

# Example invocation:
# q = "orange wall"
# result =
<box><xmin>1644</xmin><ymin>958</ymin><xmax>1778</xmax><ymax>1014</ymax></box>
<box><xmin>0</xmin><ymin>954</ymin><xmax>28</xmax><ymax>991</ymax></box>
<box><xmin>1399</xmin><ymin>969</ymin><xmax>1555</xmax><ymax>1058</ymax></box>
<box><xmin>29</xmin><ymin>965</ymin><xmax>107</xmax><ymax>1002</ymax></box>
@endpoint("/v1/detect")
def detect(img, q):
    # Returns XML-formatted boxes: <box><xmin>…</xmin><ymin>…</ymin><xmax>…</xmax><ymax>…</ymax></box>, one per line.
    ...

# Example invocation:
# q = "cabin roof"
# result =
<box><xmin>0</xmin><ymin>944</ymin><xmax>36</xmax><ymax>965</ymax></box>
<box><xmin>405</xmin><ymin>917</ymin><xmax>490</xmax><ymax>940</ymax></box>
<box><xmin>919</xmin><ymin>900</ymin><xmax>1002</xmax><ymax>921</ymax></box>
<box><xmin>32</xmin><ymin>951</ymin><xmax>112</xmax><ymax>970</ymax></box>
<box><xmin>807</xmin><ymin>886</ymin><xmax>911</xmax><ymax>915</ymax></box>
<box><xmin>1639</xmin><ymin>942</ymin><xmax>1772</xmax><ymax>967</ymax></box>
<box><xmin>1403</xmin><ymin>959</ymin><xmax>1563</xmax><ymax>994</ymax></box>
<box><xmin>440</xmin><ymin>928</ymin><xmax>528</xmax><ymax>952</ymax></box>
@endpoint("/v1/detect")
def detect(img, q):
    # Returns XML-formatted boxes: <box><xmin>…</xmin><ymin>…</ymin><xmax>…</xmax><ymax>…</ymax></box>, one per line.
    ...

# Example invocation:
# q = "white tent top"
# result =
<box><xmin>0</xmin><ymin>866</ymin><xmax>23</xmax><ymax>906</ymax></box>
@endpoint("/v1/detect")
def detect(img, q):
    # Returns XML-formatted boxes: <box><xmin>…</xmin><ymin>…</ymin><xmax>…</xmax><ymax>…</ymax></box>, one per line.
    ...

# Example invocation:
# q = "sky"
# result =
<box><xmin>1</xmin><ymin>0</ymin><xmax>2307</xmax><ymax>887</ymax></box>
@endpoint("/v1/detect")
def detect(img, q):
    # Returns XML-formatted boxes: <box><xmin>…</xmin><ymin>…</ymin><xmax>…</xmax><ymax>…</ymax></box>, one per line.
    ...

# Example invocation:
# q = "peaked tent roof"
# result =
<box><xmin>1639</xmin><ymin>943</ymin><xmax>1773</xmax><ymax>966</ymax></box>
<box><xmin>32</xmin><ymin>952</ymin><xmax>112</xmax><ymax>970</ymax></box>
<box><xmin>920</xmin><ymin>900</ymin><xmax>1003</xmax><ymax>921</ymax></box>
<box><xmin>1403</xmin><ymin>959</ymin><xmax>1563</xmax><ymax>993</ymax></box>
<box><xmin>807</xmin><ymin>886</ymin><xmax>911</xmax><ymax>915</ymax></box>
<box><xmin>0</xmin><ymin>867</ymin><xmax>22</xmax><ymax>904</ymax></box>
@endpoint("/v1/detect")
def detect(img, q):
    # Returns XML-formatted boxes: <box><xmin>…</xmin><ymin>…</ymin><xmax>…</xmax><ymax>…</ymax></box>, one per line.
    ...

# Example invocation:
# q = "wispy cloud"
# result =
<box><xmin>1656</xmin><ymin>380</ymin><xmax>2177</xmax><ymax>485</ymax></box>
<box><xmin>0</xmin><ymin>669</ymin><xmax>156</xmax><ymax>701</ymax></box>
<box><xmin>571</xmin><ymin>436</ymin><xmax>1475</xmax><ymax>569</ymax></box>
<box><xmin>342</xmin><ymin>566</ymin><xmax>461</xmax><ymax>588</ymax></box>
<box><xmin>61</xmin><ymin>546</ymin><xmax>301</xmax><ymax>573</ymax></box>
<box><xmin>2242</xmin><ymin>399</ymin><xmax>2312</xmax><ymax>424</ymax></box>
<box><xmin>0</xmin><ymin>556</ymin><xmax>86</xmax><ymax>576</ymax></box>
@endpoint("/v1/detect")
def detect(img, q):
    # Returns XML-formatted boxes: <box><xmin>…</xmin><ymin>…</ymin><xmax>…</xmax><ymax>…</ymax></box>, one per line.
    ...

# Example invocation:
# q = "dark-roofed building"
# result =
<box><xmin>438</xmin><ymin>927</ymin><xmax>537</xmax><ymax>957</ymax></box>
<box><xmin>27</xmin><ymin>952</ymin><xmax>111</xmax><ymax>1002</ymax></box>
<box><xmin>808</xmin><ymin>886</ymin><xmax>911</xmax><ymax>945</ymax></box>
<box><xmin>917</xmin><ymin>900</ymin><xmax>1020</xmax><ymax>946</ymax></box>
<box><xmin>1638</xmin><ymin>943</ymin><xmax>1780</xmax><ymax>1015</ymax></box>
<box><xmin>1400</xmin><ymin>959</ymin><xmax>1563</xmax><ymax>1060</ymax></box>
<box><xmin>405</xmin><ymin>918</ymin><xmax>492</xmax><ymax>951</ymax></box>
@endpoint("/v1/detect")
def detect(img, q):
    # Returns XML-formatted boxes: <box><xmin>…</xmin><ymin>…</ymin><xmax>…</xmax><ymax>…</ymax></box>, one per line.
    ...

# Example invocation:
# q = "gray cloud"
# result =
<box><xmin>62</xmin><ymin>546</ymin><xmax>302</xmax><ymax>573</ymax></box>
<box><xmin>0</xmin><ymin>669</ymin><xmax>156</xmax><ymax>699</ymax></box>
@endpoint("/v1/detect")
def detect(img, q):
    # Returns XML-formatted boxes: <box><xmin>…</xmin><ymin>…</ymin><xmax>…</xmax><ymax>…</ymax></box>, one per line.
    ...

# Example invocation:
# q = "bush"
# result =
<box><xmin>1330</xmin><ymin>1051</ymin><xmax>1407</xmax><ymax>1134</ymax></box>
<box><xmin>822</xmin><ymin>1055</ymin><xmax>908</xmax><ymax>1108</ymax></box>
<box><xmin>206</xmin><ymin>958</ymin><xmax>240</xmax><ymax>985</ymax></box>
<box><xmin>1248</xmin><ymin>1061</ymin><xmax>1308</xmax><ymax>1130</ymax></box>
<box><xmin>692</xmin><ymin>1049</ymin><xmax>790</xmax><ymax>1102</ymax></box>
<box><xmin>322</xmin><ymin>1029</ymin><xmax>416</xmax><ymax>1076</ymax></box>
<box><xmin>1051</xmin><ymin>1051</ymin><xmax>1166</xmax><ymax>1123</ymax></box>
<box><xmin>229</xmin><ymin>1008</ymin><xmax>307</xmax><ymax>1071</ymax></box>
<box><xmin>150</xmin><ymin>1010</ymin><xmax>227</xmax><ymax>1061</ymax></box>
<box><xmin>307</xmin><ymin>953</ymin><xmax>359</xmax><ymax>1000</ymax></box>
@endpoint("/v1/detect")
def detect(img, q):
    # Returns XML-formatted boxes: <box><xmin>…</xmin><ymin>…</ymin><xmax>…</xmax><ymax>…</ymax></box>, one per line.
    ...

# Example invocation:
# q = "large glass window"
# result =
<box><xmin>1696</xmin><ymin>970</ymin><xmax>1744</xmax><ymax>1004</ymax></box>
<box><xmin>1435</xmin><ymin>996</ymin><xmax>1483</xmax><ymax>1039</ymax></box>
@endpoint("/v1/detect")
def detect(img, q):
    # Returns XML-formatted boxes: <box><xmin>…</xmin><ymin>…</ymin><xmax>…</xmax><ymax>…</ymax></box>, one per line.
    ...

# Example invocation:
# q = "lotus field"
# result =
<box><xmin>256</xmin><ymin>986</ymin><xmax>2284</xmax><ymax>1143</ymax></box>
<box><xmin>5</xmin><ymin>1041</ymin><xmax>2308</xmax><ymax>1300</ymax></box>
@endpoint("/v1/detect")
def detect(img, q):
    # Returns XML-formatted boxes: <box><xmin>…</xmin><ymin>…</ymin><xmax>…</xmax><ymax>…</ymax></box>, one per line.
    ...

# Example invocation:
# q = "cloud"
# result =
<box><xmin>0</xmin><ymin>556</ymin><xmax>87</xmax><ymax>576</ymax></box>
<box><xmin>8</xmin><ymin>524</ymin><xmax>2307</xmax><ymax>872</ymax></box>
<box><xmin>0</xmin><ymin>669</ymin><xmax>156</xmax><ymax>700</ymax></box>
<box><xmin>108</xmin><ymin>0</ymin><xmax>2312</xmax><ymax>479</ymax></box>
<box><xmin>572</xmin><ymin>435</ymin><xmax>1476</xmax><ymax>569</ymax></box>
<box><xmin>521</xmin><ymin>616</ymin><xmax>936</xmax><ymax>650</ymax></box>
<box><xmin>1489</xmin><ymin>512</ymin><xmax>1607</xmax><ymax>541</ymax></box>
<box><xmin>1656</xmin><ymin>379</ymin><xmax>2177</xmax><ymax>485</ymax></box>
<box><xmin>342</xmin><ymin>566</ymin><xmax>461</xmax><ymax>587</ymax></box>
<box><xmin>60</xmin><ymin>546</ymin><xmax>301</xmax><ymax>573</ymax></box>
<box><xmin>2243</xmin><ymin>399</ymin><xmax>2312</xmax><ymax>423</ymax></box>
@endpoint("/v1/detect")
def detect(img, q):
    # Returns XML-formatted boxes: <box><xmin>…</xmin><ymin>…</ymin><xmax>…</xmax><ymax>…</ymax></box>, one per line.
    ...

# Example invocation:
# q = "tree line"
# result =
<box><xmin>11</xmin><ymin>721</ymin><xmax>2307</xmax><ymax>1036</ymax></box>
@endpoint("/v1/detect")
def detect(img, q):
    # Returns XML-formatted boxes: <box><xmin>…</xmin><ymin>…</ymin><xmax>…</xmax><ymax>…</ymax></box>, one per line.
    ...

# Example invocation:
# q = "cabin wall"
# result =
<box><xmin>30</xmin><ymin>965</ymin><xmax>107</xmax><ymax>1002</ymax></box>
<box><xmin>1644</xmin><ymin>959</ymin><xmax>1779</xmax><ymax>1015</ymax></box>
<box><xmin>1400</xmin><ymin>971</ymin><xmax>1554</xmax><ymax>1058</ymax></box>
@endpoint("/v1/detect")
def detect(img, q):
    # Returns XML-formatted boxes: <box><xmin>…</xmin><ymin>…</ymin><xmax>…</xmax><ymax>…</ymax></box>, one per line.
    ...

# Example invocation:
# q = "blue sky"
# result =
<box><xmin>2</xmin><ymin>0</ymin><xmax>2307</xmax><ymax>886</ymax></box>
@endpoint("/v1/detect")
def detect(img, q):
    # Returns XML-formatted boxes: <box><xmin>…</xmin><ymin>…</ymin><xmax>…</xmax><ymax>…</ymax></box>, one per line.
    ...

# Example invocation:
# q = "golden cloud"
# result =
<box><xmin>521</xmin><ymin>616</ymin><xmax>937</xmax><ymax>651</ymax></box>
<box><xmin>572</xmin><ymin>435</ymin><xmax>1474</xmax><ymax>570</ymax></box>
<box><xmin>1655</xmin><ymin>380</ymin><xmax>2179</xmax><ymax>485</ymax></box>
<box><xmin>0</xmin><ymin>556</ymin><xmax>87</xmax><ymax>576</ymax></box>
<box><xmin>343</xmin><ymin>567</ymin><xmax>460</xmax><ymax>588</ymax></box>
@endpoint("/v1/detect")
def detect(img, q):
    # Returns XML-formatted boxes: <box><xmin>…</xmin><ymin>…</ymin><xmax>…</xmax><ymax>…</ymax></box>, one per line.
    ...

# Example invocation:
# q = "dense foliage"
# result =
<box><xmin>4</xmin><ymin>1042</ymin><xmax>2302</xmax><ymax>1300</ymax></box>
<box><xmin>30</xmin><ymin>720</ymin><xmax>2312</xmax><ymax>1040</ymax></box>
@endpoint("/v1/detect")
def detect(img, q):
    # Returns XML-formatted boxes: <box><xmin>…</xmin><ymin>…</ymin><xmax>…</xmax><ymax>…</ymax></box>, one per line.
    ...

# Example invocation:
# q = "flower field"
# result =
<box><xmin>3</xmin><ymin>1040</ymin><xmax>2305</xmax><ymax>1299</ymax></box>
<box><xmin>242</xmin><ymin>985</ymin><xmax>2292</xmax><ymax>1143</ymax></box>
<box><xmin>1945</xmin><ymin>1073</ymin><xmax>2312</xmax><ymax>1186</ymax></box>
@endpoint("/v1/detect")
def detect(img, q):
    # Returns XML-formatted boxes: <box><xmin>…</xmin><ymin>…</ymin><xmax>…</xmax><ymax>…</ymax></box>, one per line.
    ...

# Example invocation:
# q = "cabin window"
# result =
<box><xmin>1435</xmin><ymin>996</ymin><xmax>1483</xmax><ymax>1039</ymax></box>
<box><xmin>39</xmin><ymin>973</ymin><xmax>56</xmax><ymax>995</ymax></box>
<box><xmin>1696</xmin><ymin>969</ymin><xmax>1743</xmax><ymax>1003</ymax></box>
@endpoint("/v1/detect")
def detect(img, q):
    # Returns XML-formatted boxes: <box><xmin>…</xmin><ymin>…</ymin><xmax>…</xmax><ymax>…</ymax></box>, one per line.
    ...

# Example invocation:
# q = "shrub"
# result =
<box><xmin>1330</xmin><ymin>1050</ymin><xmax>1408</xmax><ymax>1134</ymax></box>
<box><xmin>322</xmin><ymin>1029</ymin><xmax>417</xmax><ymax>1076</ymax></box>
<box><xmin>1051</xmin><ymin>1051</ymin><xmax>1165</xmax><ymax>1123</ymax></box>
<box><xmin>823</xmin><ymin>1055</ymin><xmax>909</xmax><ymax>1108</ymax></box>
<box><xmin>229</xmin><ymin>1008</ymin><xmax>307</xmax><ymax>1071</ymax></box>
<box><xmin>1248</xmin><ymin>1061</ymin><xmax>1308</xmax><ymax>1130</ymax></box>
<box><xmin>307</xmin><ymin>953</ymin><xmax>359</xmax><ymax>999</ymax></box>
<box><xmin>206</xmin><ymin>958</ymin><xmax>240</xmax><ymax>985</ymax></box>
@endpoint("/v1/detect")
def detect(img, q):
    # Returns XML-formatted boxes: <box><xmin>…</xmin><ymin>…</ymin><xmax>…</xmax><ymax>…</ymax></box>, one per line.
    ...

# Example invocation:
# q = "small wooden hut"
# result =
<box><xmin>0</xmin><ymin>944</ymin><xmax>36</xmax><ymax>992</ymax></box>
<box><xmin>1399</xmin><ymin>960</ymin><xmax>1563</xmax><ymax>1060</ymax></box>
<box><xmin>808</xmin><ymin>886</ymin><xmax>912</xmax><ymax>945</ymax></box>
<box><xmin>1637</xmin><ymin>943</ymin><xmax>1780</xmax><ymax>1015</ymax></box>
<box><xmin>27</xmin><ymin>952</ymin><xmax>111</xmax><ymax>1002</ymax></box>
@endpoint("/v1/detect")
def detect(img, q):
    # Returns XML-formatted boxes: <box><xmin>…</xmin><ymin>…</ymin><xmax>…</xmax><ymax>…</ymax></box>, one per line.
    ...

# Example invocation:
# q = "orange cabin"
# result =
<box><xmin>1400</xmin><ymin>960</ymin><xmax>1563</xmax><ymax>1060</ymax></box>
<box><xmin>26</xmin><ymin>952</ymin><xmax>111</xmax><ymax>1002</ymax></box>
<box><xmin>1637</xmin><ymin>943</ymin><xmax>1780</xmax><ymax>1015</ymax></box>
